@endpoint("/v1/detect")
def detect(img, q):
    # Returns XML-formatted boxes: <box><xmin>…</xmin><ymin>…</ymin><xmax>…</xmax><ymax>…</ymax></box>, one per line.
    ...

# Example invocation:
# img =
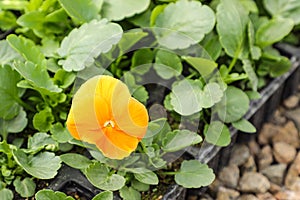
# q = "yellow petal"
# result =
<box><xmin>113</xmin><ymin>97</ymin><xmax>148</xmax><ymax>139</ymax></box>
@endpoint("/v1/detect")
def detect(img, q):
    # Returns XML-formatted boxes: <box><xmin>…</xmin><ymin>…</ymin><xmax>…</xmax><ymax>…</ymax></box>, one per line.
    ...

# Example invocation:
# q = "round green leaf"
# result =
<box><xmin>33</xmin><ymin>107</ymin><xmax>55</xmax><ymax>132</ymax></box>
<box><xmin>120</xmin><ymin>186</ymin><xmax>141</xmax><ymax>200</ymax></box>
<box><xmin>175</xmin><ymin>160</ymin><xmax>215</xmax><ymax>188</ymax></box>
<box><xmin>101</xmin><ymin>0</ymin><xmax>150</xmax><ymax>21</ymax></box>
<box><xmin>154</xmin><ymin>0</ymin><xmax>215</xmax><ymax>49</ymax></box>
<box><xmin>217</xmin><ymin>86</ymin><xmax>250</xmax><ymax>123</ymax></box>
<box><xmin>170</xmin><ymin>79</ymin><xmax>203</xmax><ymax>116</ymax></box>
<box><xmin>60</xmin><ymin>153</ymin><xmax>93</xmax><ymax>170</ymax></box>
<box><xmin>98</xmin><ymin>174</ymin><xmax>126</xmax><ymax>191</ymax></box>
<box><xmin>13</xmin><ymin>177</ymin><xmax>36</xmax><ymax>198</ymax></box>
<box><xmin>204</xmin><ymin>121</ymin><xmax>231</xmax><ymax>147</ymax></box>
<box><xmin>154</xmin><ymin>49</ymin><xmax>182</xmax><ymax>79</ymax></box>
<box><xmin>0</xmin><ymin>188</ymin><xmax>13</xmax><ymax>200</ymax></box>
<box><xmin>162</xmin><ymin>129</ymin><xmax>202</xmax><ymax>152</ymax></box>
<box><xmin>92</xmin><ymin>191</ymin><xmax>113</xmax><ymax>200</ymax></box>
<box><xmin>256</xmin><ymin>18</ymin><xmax>294</xmax><ymax>48</ymax></box>
<box><xmin>0</xmin><ymin>65</ymin><xmax>22</xmax><ymax>120</ymax></box>
<box><xmin>27</xmin><ymin>132</ymin><xmax>56</xmax><ymax>153</ymax></box>
<box><xmin>35</xmin><ymin>189</ymin><xmax>74</xmax><ymax>200</ymax></box>
<box><xmin>12</xmin><ymin>150</ymin><xmax>61</xmax><ymax>179</ymax></box>
<box><xmin>133</xmin><ymin>171</ymin><xmax>159</xmax><ymax>185</ymax></box>
<box><xmin>57</xmin><ymin>19</ymin><xmax>122</xmax><ymax>72</ymax></box>
<box><xmin>232</xmin><ymin>118</ymin><xmax>256</xmax><ymax>133</ymax></box>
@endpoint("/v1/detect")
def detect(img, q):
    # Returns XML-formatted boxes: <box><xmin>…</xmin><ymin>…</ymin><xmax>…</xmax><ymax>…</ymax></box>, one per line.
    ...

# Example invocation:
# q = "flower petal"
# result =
<box><xmin>95</xmin><ymin>127</ymin><xmax>139</xmax><ymax>159</ymax></box>
<box><xmin>113</xmin><ymin>97</ymin><xmax>148</xmax><ymax>139</ymax></box>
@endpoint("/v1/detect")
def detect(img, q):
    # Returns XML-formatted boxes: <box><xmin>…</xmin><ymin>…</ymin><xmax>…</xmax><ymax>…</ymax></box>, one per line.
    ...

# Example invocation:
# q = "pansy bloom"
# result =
<box><xmin>66</xmin><ymin>75</ymin><xmax>148</xmax><ymax>159</ymax></box>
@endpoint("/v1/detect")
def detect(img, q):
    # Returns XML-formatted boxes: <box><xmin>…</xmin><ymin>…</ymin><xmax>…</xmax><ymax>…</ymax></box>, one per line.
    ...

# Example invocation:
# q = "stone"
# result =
<box><xmin>248</xmin><ymin>140</ymin><xmax>260</xmax><ymax>156</ymax></box>
<box><xmin>242</xmin><ymin>155</ymin><xmax>257</xmax><ymax>173</ymax></box>
<box><xmin>238</xmin><ymin>172</ymin><xmax>270</xmax><ymax>193</ymax></box>
<box><xmin>289</xmin><ymin>178</ymin><xmax>300</xmax><ymax>192</ymax></box>
<box><xmin>273</xmin><ymin>142</ymin><xmax>296</xmax><ymax>164</ymax></box>
<box><xmin>271</xmin><ymin>109</ymin><xmax>286</xmax><ymax>125</ymax></box>
<box><xmin>209</xmin><ymin>178</ymin><xmax>223</xmax><ymax>194</ymax></box>
<box><xmin>187</xmin><ymin>195</ymin><xmax>198</xmax><ymax>200</ymax></box>
<box><xmin>272</xmin><ymin>121</ymin><xmax>300</xmax><ymax>148</ymax></box>
<box><xmin>229</xmin><ymin>144</ymin><xmax>250</xmax><ymax>166</ymax></box>
<box><xmin>237</xmin><ymin>194</ymin><xmax>259</xmax><ymax>200</ymax></box>
<box><xmin>256</xmin><ymin>192</ymin><xmax>276</xmax><ymax>200</ymax></box>
<box><xmin>285</xmin><ymin>107</ymin><xmax>300</xmax><ymax>132</ymax></box>
<box><xmin>257</xmin><ymin>145</ymin><xmax>273</xmax><ymax>170</ymax></box>
<box><xmin>283</xmin><ymin>95</ymin><xmax>299</xmax><ymax>109</ymax></box>
<box><xmin>269</xmin><ymin>182</ymin><xmax>281</xmax><ymax>194</ymax></box>
<box><xmin>261</xmin><ymin>164</ymin><xmax>287</xmax><ymax>185</ymax></box>
<box><xmin>218</xmin><ymin>164</ymin><xmax>240</xmax><ymax>188</ymax></box>
<box><xmin>275</xmin><ymin>190</ymin><xmax>300</xmax><ymax>200</ymax></box>
<box><xmin>216</xmin><ymin>187</ymin><xmax>240</xmax><ymax>200</ymax></box>
<box><xmin>258</xmin><ymin>123</ymin><xmax>279</xmax><ymax>145</ymax></box>
<box><xmin>285</xmin><ymin>153</ymin><xmax>300</xmax><ymax>189</ymax></box>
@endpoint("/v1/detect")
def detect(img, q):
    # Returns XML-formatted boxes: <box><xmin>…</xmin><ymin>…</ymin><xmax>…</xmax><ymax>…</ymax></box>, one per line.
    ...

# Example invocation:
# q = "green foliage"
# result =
<box><xmin>153</xmin><ymin>0</ymin><xmax>215</xmax><ymax>49</ymax></box>
<box><xmin>13</xmin><ymin>177</ymin><xmax>36</xmax><ymax>198</ymax></box>
<box><xmin>35</xmin><ymin>189</ymin><xmax>75</xmax><ymax>200</ymax></box>
<box><xmin>57</xmin><ymin>19</ymin><xmax>123</xmax><ymax>71</ymax></box>
<box><xmin>12</xmin><ymin>150</ymin><xmax>61</xmax><ymax>179</ymax></box>
<box><xmin>175</xmin><ymin>160</ymin><xmax>215</xmax><ymax>188</ymax></box>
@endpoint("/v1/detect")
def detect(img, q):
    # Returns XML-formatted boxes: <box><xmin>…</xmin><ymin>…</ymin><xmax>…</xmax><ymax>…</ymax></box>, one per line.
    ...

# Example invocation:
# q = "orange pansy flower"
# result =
<box><xmin>66</xmin><ymin>75</ymin><xmax>149</xmax><ymax>159</ymax></box>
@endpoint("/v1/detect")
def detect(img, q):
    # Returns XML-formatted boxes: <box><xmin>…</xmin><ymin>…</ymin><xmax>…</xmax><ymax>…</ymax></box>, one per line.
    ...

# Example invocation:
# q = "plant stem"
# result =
<box><xmin>160</xmin><ymin>171</ymin><xmax>178</xmax><ymax>176</ymax></box>
<box><xmin>227</xmin><ymin>56</ymin><xmax>238</xmax><ymax>74</ymax></box>
<box><xmin>140</xmin><ymin>141</ymin><xmax>148</xmax><ymax>153</ymax></box>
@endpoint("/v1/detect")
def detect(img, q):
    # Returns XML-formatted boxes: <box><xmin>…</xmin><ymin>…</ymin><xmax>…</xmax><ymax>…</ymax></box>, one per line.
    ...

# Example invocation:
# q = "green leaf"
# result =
<box><xmin>50</xmin><ymin>123</ymin><xmax>73</xmax><ymax>143</ymax></box>
<box><xmin>242</xmin><ymin>59</ymin><xmax>258</xmax><ymax>91</ymax></box>
<box><xmin>175</xmin><ymin>160</ymin><xmax>215</xmax><ymax>188</ymax></box>
<box><xmin>133</xmin><ymin>171</ymin><xmax>159</xmax><ymax>185</ymax></box>
<box><xmin>35</xmin><ymin>189</ymin><xmax>74</xmax><ymax>200</ymax></box>
<box><xmin>154</xmin><ymin>49</ymin><xmax>182</xmax><ymax>79</ymax></box>
<box><xmin>14</xmin><ymin>61</ymin><xmax>62</xmax><ymax>93</ymax></box>
<box><xmin>60</xmin><ymin>153</ymin><xmax>93</xmax><ymax>170</ymax></box>
<box><xmin>232</xmin><ymin>118</ymin><xmax>256</xmax><ymax>133</ymax></box>
<box><xmin>12</xmin><ymin>150</ymin><xmax>61</xmax><ymax>179</ymax></box>
<box><xmin>13</xmin><ymin>177</ymin><xmax>35</xmax><ymax>198</ymax></box>
<box><xmin>0</xmin><ymin>140</ymin><xmax>11</xmax><ymax>155</ymax></box>
<box><xmin>101</xmin><ymin>0</ymin><xmax>150</xmax><ymax>21</ymax></box>
<box><xmin>118</xmin><ymin>30</ymin><xmax>148</xmax><ymax>54</ymax></box>
<box><xmin>97</xmin><ymin>174</ymin><xmax>126</xmax><ymax>191</ymax></box>
<box><xmin>53</xmin><ymin>69</ymin><xmax>76</xmax><ymax>89</ymax></box>
<box><xmin>204</xmin><ymin>121</ymin><xmax>231</xmax><ymax>146</ymax></box>
<box><xmin>0</xmin><ymin>108</ymin><xmax>27</xmax><ymax>134</ymax></box>
<box><xmin>183</xmin><ymin>56</ymin><xmax>217</xmax><ymax>77</ymax></box>
<box><xmin>0</xmin><ymin>40</ymin><xmax>21</xmax><ymax>66</ymax></box>
<box><xmin>0</xmin><ymin>65</ymin><xmax>22</xmax><ymax>120</ymax></box>
<box><xmin>150</xmin><ymin>5</ymin><xmax>167</xmax><ymax>27</ymax></box>
<box><xmin>256</xmin><ymin>18</ymin><xmax>294</xmax><ymax>48</ymax></box>
<box><xmin>120</xmin><ymin>186</ymin><xmax>141</xmax><ymax>200</ymax></box>
<box><xmin>33</xmin><ymin>107</ymin><xmax>55</xmax><ymax>132</ymax></box>
<box><xmin>154</xmin><ymin>0</ymin><xmax>215</xmax><ymax>49</ymax></box>
<box><xmin>16</xmin><ymin>10</ymin><xmax>45</xmax><ymax>30</ymax></box>
<box><xmin>7</xmin><ymin>35</ymin><xmax>45</xmax><ymax>67</ymax></box>
<box><xmin>247</xmin><ymin>20</ymin><xmax>261</xmax><ymax>60</ymax></box>
<box><xmin>131</xmin><ymin>180</ymin><xmax>150</xmax><ymax>192</ymax></box>
<box><xmin>92</xmin><ymin>191</ymin><xmax>113</xmax><ymax>200</ymax></box>
<box><xmin>0</xmin><ymin>0</ymin><xmax>28</xmax><ymax>10</ymax></box>
<box><xmin>170</xmin><ymin>79</ymin><xmax>203</xmax><ymax>116</ymax></box>
<box><xmin>162</xmin><ymin>130</ymin><xmax>202</xmax><ymax>152</ymax></box>
<box><xmin>0</xmin><ymin>188</ymin><xmax>13</xmax><ymax>200</ymax></box>
<box><xmin>217</xmin><ymin>86</ymin><xmax>250</xmax><ymax>123</ymax></box>
<box><xmin>84</xmin><ymin>163</ymin><xmax>125</xmax><ymax>191</ymax></box>
<box><xmin>59</xmin><ymin>0</ymin><xmax>100</xmax><ymax>23</ymax></box>
<box><xmin>263</xmin><ymin>0</ymin><xmax>300</xmax><ymax>25</ymax></box>
<box><xmin>130</xmin><ymin>49</ymin><xmax>154</xmax><ymax>75</ymax></box>
<box><xmin>245</xmin><ymin>91</ymin><xmax>261</xmax><ymax>100</ymax></box>
<box><xmin>216</xmin><ymin>0</ymin><xmax>249</xmax><ymax>58</ymax></box>
<box><xmin>201</xmin><ymin>82</ymin><xmax>224</xmax><ymax>108</ymax></box>
<box><xmin>27</xmin><ymin>132</ymin><xmax>56</xmax><ymax>153</ymax></box>
<box><xmin>57</xmin><ymin>19</ymin><xmax>122</xmax><ymax>72</ymax></box>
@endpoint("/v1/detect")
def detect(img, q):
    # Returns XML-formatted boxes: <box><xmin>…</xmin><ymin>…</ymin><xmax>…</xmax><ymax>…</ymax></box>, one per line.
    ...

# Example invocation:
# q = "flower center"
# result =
<box><xmin>104</xmin><ymin>120</ymin><xmax>115</xmax><ymax>128</ymax></box>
